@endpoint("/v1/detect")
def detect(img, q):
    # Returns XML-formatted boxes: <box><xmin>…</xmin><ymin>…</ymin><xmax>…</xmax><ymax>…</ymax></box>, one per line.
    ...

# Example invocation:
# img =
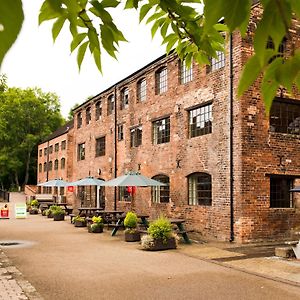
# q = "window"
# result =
<box><xmin>188</xmin><ymin>172</ymin><xmax>212</xmax><ymax>206</ymax></box>
<box><xmin>39</xmin><ymin>149</ymin><xmax>42</xmax><ymax>157</ymax></box>
<box><xmin>43</xmin><ymin>162</ymin><xmax>47</xmax><ymax>172</ymax></box>
<box><xmin>61</xmin><ymin>140</ymin><xmax>66</xmax><ymax>150</ymax></box>
<box><xmin>130</xmin><ymin>126</ymin><xmax>142</xmax><ymax>147</ymax></box>
<box><xmin>44</xmin><ymin>148</ymin><xmax>47</xmax><ymax>156</ymax></box>
<box><xmin>266</xmin><ymin>37</ymin><xmax>286</xmax><ymax>62</ymax></box>
<box><xmin>189</xmin><ymin>103</ymin><xmax>212</xmax><ymax>138</ymax></box>
<box><xmin>96</xmin><ymin>136</ymin><xmax>106</xmax><ymax>157</ymax></box>
<box><xmin>270</xmin><ymin>176</ymin><xmax>294</xmax><ymax>208</ymax></box>
<box><xmin>151</xmin><ymin>175</ymin><xmax>170</xmax><ymax>203</ymax></box>
<box><xmin>39</xmin><ymin>163</ymin><xmax>42</xmax><ymax>173</ymax></box>
<box><xmin>78</xmin><ymin>143</ymin><xmax>85</xmax><ymax>161</ymax></box>
<box><xmin>118</xmin><ymin>186</ymin><xmax>131</xmax><ymax>202</ymax></box>
<box><xmin>48</xmin><ymin>161</ymin><xmax>53</xmax><ymax>171</ymax></box>
<box><xmin>209</xmin><ymin>51</ymin><xmax>225</xmax><ymax>72</ymax></box>
<box><xmin>77</xmin><ymin>112</ymin><xmax>82</xmax><ymax>128</ymax></box>
<box><xmin>107</xmin><ymin>95</ymin><xmax>115</xmax><ymax>115</ymax></box>
<box><xmin>155</xmin><ymin>67</ymin><xmax>168</xmax><ymax>94</ymax></box>
<box><xmin>95</xmin><ymin>101</ymin><xmax>102</xmax><ymax>120</ymax></box>
<box><xmin>61</xmin><ymin>158</ymin><xmax>65</xmax><ymax>169</ymax></box>
<box><xmin>118</xmin><ymin>124</ymin><xmax>124</xmax><ymax>141</ymax></box>
<box><xmin>49</xmin><ymin>145</ymin><xmax>53</xmax><ymax>154</ymax></box>
<box><xmin>153</xmin><ymin>117</ymin><xmax>170</xmax><ymax>144</ymax></box>
<box><xmin>270</xmin><ymin>98</ymin><xmax>300</xmax><ymax>135</ymax></box>
<box><xmin>137</xmin><ymin>78</ymin><xmax>147</xmax><ymax>102</ymax></box>
<box><xmin>180</xmin><ymin>60</ymin><xmax>193</xmax><ymax>84</ymax></box>
<box><xmin>54</xmin><ymin>143</ymin><xmax>59</xmax><ymax>152</ymax></box>
<box><xmin>120</xmin><ymin>87</ymin><xmax>129</xmax><ymax>110</ymax></box>
<box><xmin>54</xmin><ymin>159</ymin><xmax>59</xmax><ymax>170</ymax></box>
<box><xmin>86</xmin><ymin>106</ymin><xmax>92</xmax><ymax>124</ymax></box>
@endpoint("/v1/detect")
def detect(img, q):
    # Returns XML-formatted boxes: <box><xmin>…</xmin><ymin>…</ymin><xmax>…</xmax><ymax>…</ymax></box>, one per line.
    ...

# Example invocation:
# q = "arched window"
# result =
<box><xmin>38</xmin><ymin>163</ymin><xmax>42</xmax><ymax>173</ymax></box>
<box><xmin>95</xmin><ymin>100</ymin><xmax>102</xmax><ymax>120</ymax></box>
<box><xmin>107</xmin><ymin>94</ymin><xmax>114</xmax><ymax>115</ymax></box>
<box><xmin>43</xmin><ymin>162</ymin><xmax>47</xmax><ymax>172</ymax></box>
<box><xmin>120</xmin><ymin>87</ymin><xmax>129</xmax><ymax>110</ymax></box>
<box><xmin>54</xmin><ymin>159</ymin><xmax>59</xmax><ymax>170</ymax></box>
<box><xmin>48</xmin><ymin>161</ymin><xmax>53</xmax><ymax>171</ymax></box>
<box><xmin>155</xmin><ymin>67</ymin><xmax>167</xmax><ymax>94</ymax></box>
<box><xmin>86</xmin><ymin>106</ymin><xmax>92</xmax><ymax>124</ymax></box>
<box><xmin>77</xmin><ymin>112</ymin><xmax>82</xmax><ymax>128</ymax></box>
<box><xmin>137</xmin><ymin>78</ymin><xmax>146</xmax><ymax>102</ymax></box>
<box><xmin>61</xmin><ymin>158</ymin><xmax>65</xmax><ymax>169</ymax></box>
<box><xmin>151</xmin><ymin>174</ymin><xmax>170</xmax><ymax>203</ymax></box>
<box><xmin>188</xmin><ymin>172</ymin><xmax>212</xmax><ymax>206</ymax></box>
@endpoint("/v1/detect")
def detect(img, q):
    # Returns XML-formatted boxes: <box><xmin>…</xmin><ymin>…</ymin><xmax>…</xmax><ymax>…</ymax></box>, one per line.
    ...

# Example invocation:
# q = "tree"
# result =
<box><xmin>0</xmin><ymin>85</ymin><xmax>64</xmax><ymax>189</ymax></box>
<box><xmin>0</xmin><ymin>1</ymin><xmax>300</xmax><ymax>111</ymax></box>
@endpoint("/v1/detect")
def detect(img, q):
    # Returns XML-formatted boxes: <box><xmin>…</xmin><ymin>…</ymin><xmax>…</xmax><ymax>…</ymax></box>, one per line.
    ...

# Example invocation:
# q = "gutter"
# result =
<box><xmin>114</xmin><ymin>86</ymin><xmax>118</xmax><ymax>211</ymax></box>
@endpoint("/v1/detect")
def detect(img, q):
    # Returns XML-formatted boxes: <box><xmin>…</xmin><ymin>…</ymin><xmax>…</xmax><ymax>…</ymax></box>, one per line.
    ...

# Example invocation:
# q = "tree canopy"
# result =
<box><xmin>0</xmin><ymin>1</ymin><xmax>300</xmax><ymax>111</ymax></box>
<box><xmin>0</xmin><ymin>77</ymin><xmax>64</xmax><ymax>189</ymax></box>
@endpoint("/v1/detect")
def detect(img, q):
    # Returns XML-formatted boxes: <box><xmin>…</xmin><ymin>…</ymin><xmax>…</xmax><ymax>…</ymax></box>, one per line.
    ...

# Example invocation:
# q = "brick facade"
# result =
<box><xmin>37</xmin><ymin>4</ymin><xmax>300</xmax><ymax>243</ymax></box>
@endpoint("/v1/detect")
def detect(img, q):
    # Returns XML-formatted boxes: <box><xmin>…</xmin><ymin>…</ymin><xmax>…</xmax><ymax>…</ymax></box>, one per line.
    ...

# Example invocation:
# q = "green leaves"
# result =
<box><xmin>0</xmin><ymin>0</ymin><xmax>24</xmax><ymax>67</ymax></box>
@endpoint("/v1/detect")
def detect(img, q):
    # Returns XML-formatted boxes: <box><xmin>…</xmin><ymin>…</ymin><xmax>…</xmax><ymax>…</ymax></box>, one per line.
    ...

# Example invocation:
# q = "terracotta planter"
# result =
<box><xmin>74</xmin><ymin>220</ymin><xmax>87</xmax><ymax>227</ymax></box>
<box><xmin>53</xmin><ymin>214</ymin><xmax>65</xmax><ymax>221</ymax></box>
<box><xmin>88</xmin><ymin>224</ymin><xmax>103</xmax><ymax>233</ymax></box>
<box><xmin>125</xmin><ymin>231</ymin><xmax>141</xmax><ymax>242</ymax></box>
<box><xmin>145</xmin><ymin>237</ymin><xmax>177</xmax><ymax>251</ymax></box>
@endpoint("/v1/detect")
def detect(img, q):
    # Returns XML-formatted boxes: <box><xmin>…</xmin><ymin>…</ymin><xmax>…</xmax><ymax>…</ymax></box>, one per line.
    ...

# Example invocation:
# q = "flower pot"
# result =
<box><xmin>88</xmin><ymin>224</ymin><xmax>103</xmax><ymax>233</ymax></box>
<box><xmin>47</xmin><ymin>212</ymin><xmax>53</xmax><ymax>218</ymax></box>
<box><xmin>144</xmin><ymin>237</ymin><xmax>176</xmax><ymax>251</ymax></box>
<box><xmin>29</xmin><ymin>209</ymin><xmax>38</xmax><ymax>215</ymax></box>
<box><xmin>53</xmin><ymin>214</ymin><xmax>65</xmax><ymax>221</ymax></box>
<box><xmin>74</xmin><ymin>220</ymin><xmax>87</xmax><ymax>227</ymax></box>
<box><xmin>125</xmin><ymin>231</ymin><xmax>141</xmax><ymax>242</ymax></box>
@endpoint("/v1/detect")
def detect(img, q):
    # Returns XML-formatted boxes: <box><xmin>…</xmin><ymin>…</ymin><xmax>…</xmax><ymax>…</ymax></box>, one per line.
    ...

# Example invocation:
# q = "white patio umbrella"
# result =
<box><xmin>37</xmin><ymin>179</ymin><xmax>69</xmax><ymax>187</ymax></box>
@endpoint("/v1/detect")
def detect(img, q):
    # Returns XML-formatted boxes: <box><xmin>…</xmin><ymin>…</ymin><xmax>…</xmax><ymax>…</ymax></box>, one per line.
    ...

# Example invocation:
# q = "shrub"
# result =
<box><xmin>73</xmin><ymin>215</ymin><xmax>85</xmax><ymax>223</ymax></box>
<box><xmin>124</xmin><ymin>212</ymin><xmax>138</xmax><ymax>229</ymax></box>
<box><xmin>147</xmin><ymin>216</ymin><xmax>172</xmax><ymax>243</ymax></box>
<box><xmin>92</xmin><ymin>216</ymin><xmax>103</xmax><ymax>224</ymax></box>
<box><xmin>52</xmin><ymin>206</ymin><xmax>65</xmax><ymax>216</ymax></box>
<box><xmin>30</xmin><ymin>199</ymin><xmax>39</xmax><ymax>207</ymax></box>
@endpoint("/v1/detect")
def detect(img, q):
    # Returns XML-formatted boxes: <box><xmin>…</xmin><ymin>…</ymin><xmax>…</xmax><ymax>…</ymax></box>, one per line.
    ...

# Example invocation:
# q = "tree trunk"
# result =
<box><xmin>23</xmin><ymin>150</ymin><xmax>31</xmax><ymax>186</ymax></box>
<box><xmin>14</xmin><ymin>171</ymin><xmax>19</xmax><ymax>189</ymax></box>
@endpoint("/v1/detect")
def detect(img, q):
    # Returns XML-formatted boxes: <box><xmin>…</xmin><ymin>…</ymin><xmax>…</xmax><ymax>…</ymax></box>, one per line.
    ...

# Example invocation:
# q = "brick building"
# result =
<box><xmin>37</xmin><ymin>3</ymin><xmax>300</xmax><ymax>243</ymax></box>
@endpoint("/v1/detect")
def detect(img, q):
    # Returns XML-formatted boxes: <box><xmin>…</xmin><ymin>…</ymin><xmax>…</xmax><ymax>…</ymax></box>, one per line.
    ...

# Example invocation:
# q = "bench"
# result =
<box><xmin>69</xmin><ymin>214</ymin><xmax>76</xmax><ymax>223</ymax></box>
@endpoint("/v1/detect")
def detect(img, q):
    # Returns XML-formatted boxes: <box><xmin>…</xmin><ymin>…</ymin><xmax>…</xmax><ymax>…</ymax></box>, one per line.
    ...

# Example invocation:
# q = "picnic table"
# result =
<box><xmin>169</xmin><ymin>218</ymin><xmax>191</xmax><ymax>244</ymax></box>
<box><xmin>78</xmin><ymin>207</ymin><xmax>103</xmax><ymax>217</ymax></box>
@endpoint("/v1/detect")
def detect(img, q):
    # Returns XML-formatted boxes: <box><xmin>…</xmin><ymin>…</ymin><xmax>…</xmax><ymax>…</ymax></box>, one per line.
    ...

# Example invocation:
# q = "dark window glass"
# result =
<box><xmin>54</xmin><ymin>143</ymin><xmax>59</xmax><ymax>152</ymax></box>
<box><xmin>43</xmin><ymin>162</ymin><xmax>47</xmax><ymax>172</ymax></box>
<box><xmin>77</xmin><ymin>112</ymin><xmax>82</xmax><ymax>128</ymax></box>
<box><xmin>137</xmin><ymin>78</ymin><xmax>147</xmax><ymax>101</ymax></box>
<box><xmin>61</xmin><ymin>140</ymin><xmax>66</xmax><ymax>150</ymax></box>
<box><xmin>95</xmin><ymin>136</ymin><xmax>105</xmax><ymax>157</ymax></box>
<box><xmin>39</xmin><ymin>149</ymin><xmax>42</xmax><ymax>157</ymax></box>
<box><xmin>49</xmin><ymin>145</ymin><xmax>53</xmax><ymax>154</ymax></box>
<box><xmin>188</xmin><ymin>172</ymin><xmax>212</xmax><ymax>205</ymax></box>
<box><xmin>189</xmin><ymin>103</ymin><xmax>212</xmax><ymax>138</ymax></box>
<box><xmin>107</xmin><ymin>95</ymin><xmax>115</xmax><ymax>115</ymax></box>
<box><xmin>95</xmin><ymin>101</ymin><xmax>102</xmax><ymax>120</ymax></box>
<box><xmin>44</xmin><ymin>148</ymin><xmax>47</xmax><ymax>156</ymax></box>
<box><xmin>118</xmin><ymin>186</ymin><xmax>131</xmax><ymax>202</ymax></box>
<box><xmin>151</xmin><ymin>175</ymin><xmax>170</xmax><ymax>203</ymax></box>
<box><xmin>86</xmin><ymin>107</ymin><xmax>92</xmax><ymax>124</ymax></box>
<box><xmin>130</xmin><ymin>126</ymin><xmax>142</xmax><ymax>147</ymax></box>
<box><xmin>39</xmin><ymin>163</ymin><xmax>42</xmax><ymax>173</ymax></box>
<box><xmin>270</xmin><ymin>98</ymin><xmax>300</xmax><ymax>135</ymax></box>
<box><xmin>61</xmin><ymin>158</ymin><xmax>65</xmax><ymax>169</ymax></box>
<box><xmin>120</xmin><ymin>87</ymin><xmax>129</xmax><ymax>110</ymax></box>
<box><xmin>153</xmin><ymin>117</ymin><xmax>170</xmax><ymax>144</ymax></box>
<box><xmin>118</xmin><ymin>124</ymin><xmax>124</xmax><ymax>141</ymax></box>
<box><xmin>270</xmin><ymin>176</ymin><xmax>294</xmax><ymax>208</ymax></box>
<box><xmin>48</xmin><ymin>161</ymin><xmax>53</xmax><ymax>171</ymax></box>
<box><xmin>78</xmin><ymin>143</ymin><xmax>85</xmax><ymax>161</ymax></box>
<box><xmin>54</xmin><ymin>159</ymin><xmax>59</xmax><ymax>170</ymax></box>
<box><xmin>209</xmin><ymin>51</ymin><xmax>225</xmax><ymax>72</ymax></box>
<box><xmin>155</xmin><ymin>67</ymin><xmax>168</xmax><ymax>94</ymax></box>
<box><xmin>180</xmin><ymin>60</ymin><xmax>193</xmax><ymax>84</ymax></box>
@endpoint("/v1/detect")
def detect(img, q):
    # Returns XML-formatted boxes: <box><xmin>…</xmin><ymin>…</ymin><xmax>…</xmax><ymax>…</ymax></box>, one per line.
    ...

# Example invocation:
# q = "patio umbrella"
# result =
<box><xmin>290</xmin><ymin>186</ymin><xmax>300</xmax><ymax>192</ymax></box>
<box><xmin>69</xmin><ymin>176</ymin><xmax>104</xmax><ymax>207</ymax></box>
<box><xmin>37</xmin><ymin>179</ymin><xmax>69</xmax><ymax>187</ymax></box>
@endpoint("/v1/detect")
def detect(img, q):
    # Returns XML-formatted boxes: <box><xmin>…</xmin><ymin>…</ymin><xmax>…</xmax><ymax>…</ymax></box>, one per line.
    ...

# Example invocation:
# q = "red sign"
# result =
<box><xmin>68</xmin><ymin>186</ymin><xmax>74</xmax><ymax>192</ymax></box>
<box><xmin>1</xmin><ymin>209</ymin><xmax>9</xmax><ymax>218</ymax></box>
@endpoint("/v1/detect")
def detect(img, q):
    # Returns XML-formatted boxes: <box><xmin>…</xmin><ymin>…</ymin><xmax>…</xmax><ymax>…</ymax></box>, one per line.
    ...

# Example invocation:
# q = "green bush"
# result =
<box><xmin>30</xmin><ymin>199</ymin><xmax>39</xmax><ymax>207</ymax></box>
<box><xmin>124</xmin><ymin>212</ymin><xmax>138</xmax><ymax>229</ymax></box>
<box><xmin>73</xmin><ymin>215</ymin><xmax>85</xmax><ymax>223</ymax></box>
<box><xmin>52</xmin><ymin>206</ymin><xmax>65</xmax><ymax>216</ymax></box>
<box><xmin>91</xmin><ymin>216</ymin><xmax>104</xmax><ymax>228</ymax></box>
<box><xmin>147</xmin><ymin>216</ymin><xmax>172</xmax><ymax>243</ymax></box>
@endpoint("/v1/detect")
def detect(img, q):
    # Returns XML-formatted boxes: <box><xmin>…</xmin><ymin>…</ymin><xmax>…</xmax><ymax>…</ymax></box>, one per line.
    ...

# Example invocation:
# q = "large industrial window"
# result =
<box><xmin>54</xmin><ymin>143</ymin><xmax>59</xmax><ymax>152</ymax></box>
<box><xmin>107</xmin><ymin>95</ymin><xmax>115</xmax><ymax>115</ymax></box>
<box><xmin>152</xmin><ymin>117</ymin><xmax>170</xmax><ymax>144</ymax></box>
<box><xmin>270</xmin><ymin>176</ymin><xmax>294</xmax><ymax>208</ymax></box>
<box><xmin>86</xmin><ymin>106</ymin><xmax>92</xmax><ymax>124</ymax></box>
<box><xmin>209</xmin><ymin>51</ymin><xmax>225</xmax><ymax>72</ymax></box>
<box><xmin>151</xmin><ymin>175</ymin><xmax>170</xmax><ymax>203</ymax></box>
<box><xmin>189</xmin><ymin>103</ymin><xmax>212</xmax><ymax>138</ymax></box>
<box><xmin>118</xmin><ymin>186</ymin><xmax>131</xmax><ymax>202</ymax></box>
<box><xmin>48</xmin><ymin>161</ymin><xmax>53</xmax><ymax>171</ymax></box>
<box><xmin>95</xmin><ymin>101</ymin><xmax>102</xmax><ymax>120</ymax></box>
<box><xmin>43</xmin><ymin>162</ymin><xmax>47</xmax><ymax>172</ymax></box>
<box><xmin>155</xmin><ymin>67</ymin><xmax>168</xmax><ymax>94</ymax></box>
<box><xmin>188</xmin><ymin>172</ymin><xmax>212</xmax><ymax>206</ymax></box>
<box><xmin>39</xmin><ymin>163</ymin><xmax>42</xmax><ymax>173</ymax></box>
<box><xmin>270</xmin><ymin>98</ymin><xmax>300</xmax><ymax>135</ymax></box>
<box><xmin>120</xmin><ymin>87</ymin><xmax>129</xmax><ymax>110</ymax></box>
<box><xmin>118</xmin><ymin>124</ymin><xmax>124</xmax><ymax>141</ymax></box>
<box><xmin>54</xmin><ymin>159</ymin><xmax>59</xmax><ymax>170</ymax></box>
<box><xmin>180</xmin><ymin>60</ymin><xmax>193</xmax><ymax>84</ymax></box>
<box><xmin>137</xmin><ymin>78</ymin><xmax>146</xmax><ymax>102</ymax></box>
<box><xmin>39</xmin><ymin>149</ymin><xmax>42</xmax><ymax>157</ymax></box>
<box><xmin>49</xmin><ymin>145</ymin><xmax>53</xmax><ymax>154</ymax></box>
<box><xmin>130</xmin><ymin>126</ymin><xmax>142</xmax><ymax>147</ymax></box>
<box><xmin>61</xmin><ymin>140</ymin><xmax>66</xmax><ymax>150</ymax></box>
<box><xmin>61</xmin><ymin>158</ymin><xmax>65</xmax><ymax>169</ymax></box>
<box><xmin>95</xmin><ymin>136</ymin><xmax>106</xmax><ymax>157</ymax></box>
<box><xmin>77</xmin><ymin>143</ymin><xmax>85</xmax><ymax>161</ymax></box>
<box><xmin>77</xmin><ymin>112</ymin><xmax>82</xmax><ymax>128</ymax></box>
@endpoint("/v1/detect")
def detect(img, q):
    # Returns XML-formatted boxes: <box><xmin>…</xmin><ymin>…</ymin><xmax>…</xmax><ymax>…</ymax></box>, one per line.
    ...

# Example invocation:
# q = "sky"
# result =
<box><xmin>1</xmin><ymin>1</ymin><xmax>165</xmax><ymax>117</ymax></box>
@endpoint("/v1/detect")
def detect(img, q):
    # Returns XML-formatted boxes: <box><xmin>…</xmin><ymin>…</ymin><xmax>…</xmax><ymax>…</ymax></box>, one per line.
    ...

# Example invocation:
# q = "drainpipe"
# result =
<box><xmin>46</xmin><ymin>140</ymin><xmax>50</xmax><ymax>193</ymax></box>
<box><xmin>114</xmin><ymin>86</ymin><xmax>117</xmax><ymax>211</ymax></box>
<box><xmin>229</xmin><ymin>33</ymin><xmax>234</xmax><ymax>242</ymax></box>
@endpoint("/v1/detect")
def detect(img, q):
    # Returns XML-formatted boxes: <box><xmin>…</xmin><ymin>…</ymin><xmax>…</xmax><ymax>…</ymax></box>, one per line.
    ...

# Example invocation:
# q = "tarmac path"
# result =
<box><xmin>1</xmin><ymin>214</ymin><xmax>300</xmax><ymax>300</ymax></box>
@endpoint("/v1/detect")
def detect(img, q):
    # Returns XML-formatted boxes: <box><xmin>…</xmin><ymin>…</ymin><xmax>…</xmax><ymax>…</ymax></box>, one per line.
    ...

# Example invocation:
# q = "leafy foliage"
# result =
<box><xmin>1</xmin><ymin>1</ymin><xmax>300</xmax><ymax>112</ymax></box>
<box><xmin>124</xmin><ymin>211</ymin><xmax>138</xmax><ymax>228</ymax></box>
<box><xmin>147</xmin><ymin>216</ymin><xmax>172</xmax><ymax>243</ymax></box>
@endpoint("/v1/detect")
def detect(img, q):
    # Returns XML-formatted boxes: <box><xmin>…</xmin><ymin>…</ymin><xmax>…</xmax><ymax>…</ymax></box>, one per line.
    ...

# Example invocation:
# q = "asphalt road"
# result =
<box><xmin>1</xmin><ymin>215</ymin><xmax>300</xmax><ymax>300</ymax></box>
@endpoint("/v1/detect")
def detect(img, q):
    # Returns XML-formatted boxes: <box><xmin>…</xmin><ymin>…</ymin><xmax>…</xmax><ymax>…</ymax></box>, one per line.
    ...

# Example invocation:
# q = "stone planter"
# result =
<box><xmin>29</xmin><ymin>209</ymin><xmax>38</xmax><ymax>215</ymax></box>
<box><xmin>125</xmin><ymin>231</ymin><xmax>141</xmax><ymax>242</ymax></box>
<box><xmin>53</xmin><ymin>214</ymin><xmax>65</xmax><ymax>221</ymax></box>
<box><xmin>74</xmin><ymin>220</ymin><xmax>87</xmax><ymax>227</ymax></box>
<box><xmin>144</xmin><ymin>237</ymin><xmax>177</xmax><ymax>251</ymax></box>
<box><xmin>88</xmin><ymin>224</ymin><xmax>103</xmax><ymax>233</ymax></box>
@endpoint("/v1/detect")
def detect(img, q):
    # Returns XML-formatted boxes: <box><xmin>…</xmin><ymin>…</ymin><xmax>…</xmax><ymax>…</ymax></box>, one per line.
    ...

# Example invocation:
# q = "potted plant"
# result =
<box><xmin>73</xmin><ymin>215</ymin><xmax>87</xmax><ymax>227</ymax></box>
<box><xmin>141</xmin><ymin>216</ymin><xmax>177</xmax><ymax>251</ymax></box>
<box><xmin>29</xmin><ymin>199</ymin><xmax>39</xmax><ymax>215</ymax></box>
<box><xmin>88</xmin><ymin>216</ymin><xmax>104</xmax><ymax>233</ymax></box>
<box><xmin>52</xmin><ymin>206</ymin><xmax>65</xmax><ymax>221</ymax></box>
<box><xmin>124</xmin><ymin>212</ymin><xmax>140</xmax><ymax>242</ymax></box>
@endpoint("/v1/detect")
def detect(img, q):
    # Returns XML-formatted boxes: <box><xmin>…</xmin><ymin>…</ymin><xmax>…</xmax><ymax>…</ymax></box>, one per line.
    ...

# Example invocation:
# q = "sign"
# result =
<box><xmin>68</xmin><ymin>186</ymin><xmax>74</xmax><ymax>192</ymax></box>
<box><xmin>15</xmin><ymin>203</ymin><xmax>27</xmax><ymax>219</ymax></box>
<box><xmin>0</xmin><ymin>206</ymin><xmax>9</xmax><ymax>219</ymax></box>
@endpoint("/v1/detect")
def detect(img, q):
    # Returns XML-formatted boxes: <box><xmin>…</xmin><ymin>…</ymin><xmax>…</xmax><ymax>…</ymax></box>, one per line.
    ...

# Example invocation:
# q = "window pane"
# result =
<box><xmin>188</xmin><ymin>173</ymin><xmax>212</xmax><ymax>205</ymax></box>
<box><xmin>156</xmin><ymin>67</ymin><xmax>167</xmax><ymax>94</ymax></box>
<box><xmin>151</xmin><ymin>175</ymin><xmax>170</xmax><ymax>203</ymax></box>
<box><xmin>180</xmin><ymin>60</ymin><xmax>193</xmax><ymax>84</ymax></box>
<box><xmin>96</xmin><ymin>137</ymin><xmax>106</xmax><ymax>157</ymax></box>
<box><xmin>121</xmin><ymin>88</ymin><xmax>129</xmax><ymax>110</ymax></box>
<box><xmin>189</xmin><ymin>104</ymin><xmax>212</xmax><ymax>138</ymax></box>
<box><xmin>210</xmin><ymin>51</ymin><xmax>225</xmax><ymax>72</ymax></box>
<box><xmin>137</xmin><ymin>78</ymin><xmax>146</xmax><ymax>101</ymax></box>
<box><xmin>270</xmin><ymin>177</ymin><xmax>294</xmax><ymax>208</ymax></box>
<box><xmin>153</xmin><ymin>117</ymin><xmax>170</xmax><ymax>144</ymax></box>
